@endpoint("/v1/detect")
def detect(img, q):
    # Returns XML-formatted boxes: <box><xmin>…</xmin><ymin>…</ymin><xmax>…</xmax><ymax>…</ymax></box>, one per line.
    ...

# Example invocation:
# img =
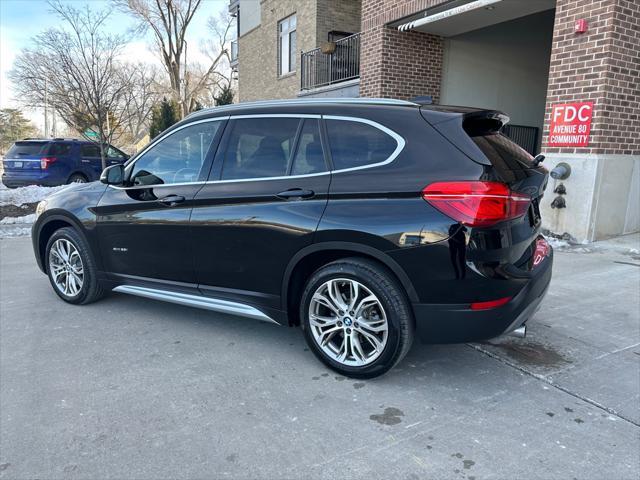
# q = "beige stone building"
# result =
<box><xmin>229</xmin><ymin>0</ymin><xmax>361</xmax><ymax>101</ymax></box>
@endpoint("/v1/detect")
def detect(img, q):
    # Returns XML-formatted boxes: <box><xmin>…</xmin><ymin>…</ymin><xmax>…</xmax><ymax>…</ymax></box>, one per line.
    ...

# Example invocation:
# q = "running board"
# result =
<box><xmin>112</xmin><ymin>285</ymin><xmax>279</xmax><ymax>325</ymax></box>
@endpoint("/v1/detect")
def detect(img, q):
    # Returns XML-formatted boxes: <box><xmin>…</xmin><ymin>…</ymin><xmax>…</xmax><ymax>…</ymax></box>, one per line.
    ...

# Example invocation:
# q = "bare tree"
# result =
<box><xmin>118</xmin><ymin>63</ymin><xmax>161</xmax><ymax>145</ymax></box>
<box><xmin>185</xmin><ymin>13</ymin><xmax>234</xmax><ymax>110</ymax></box>
<box><xmin>9</xmin><ymin>1</ymin><xmax>133</xmax><ymax>169</ymax></box>
<box><xmin>115</xmin><ymin>0</ymin><xmax>233</xmax><ymax>117</ymax></box>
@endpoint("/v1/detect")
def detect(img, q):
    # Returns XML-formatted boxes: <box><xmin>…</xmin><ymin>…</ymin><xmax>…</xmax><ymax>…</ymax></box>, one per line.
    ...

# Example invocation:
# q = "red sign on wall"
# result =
<box><xmin>548</xmin><ymin>102</ymin><xmax>594</xmax><ymax>147</ymax></box>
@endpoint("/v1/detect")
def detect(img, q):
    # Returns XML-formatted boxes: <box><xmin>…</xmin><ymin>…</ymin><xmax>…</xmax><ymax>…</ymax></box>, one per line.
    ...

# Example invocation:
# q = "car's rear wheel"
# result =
<box><xmin>300</xmin><ymin>258</ymin><xmax>414</xmax><ymax>379</ymax></box>
<box><xmin>67</xmin><ymin>173</ymin><xmax>87</xmax><ymax>184</ymax></box>
<box><xmin>45</xmin><ymin>227</ymin><xmax>104</xmax><ymax>305</ymax></box>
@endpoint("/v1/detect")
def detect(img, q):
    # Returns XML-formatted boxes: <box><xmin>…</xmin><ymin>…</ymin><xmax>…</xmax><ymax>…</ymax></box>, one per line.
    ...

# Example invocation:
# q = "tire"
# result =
<box><xmin>45</xmin><ymin>227</ymin><xmax>104</xmax><ymax>305</ymax></box>
<box><xmin>67</xmin><ymin>173</ymin><xmax>87</xmax><ymax>184</ymax></box>
<box><xmin>300</xmin><ymin>257</ymin><xmax>414</xmax><ymax>379</ymax></box>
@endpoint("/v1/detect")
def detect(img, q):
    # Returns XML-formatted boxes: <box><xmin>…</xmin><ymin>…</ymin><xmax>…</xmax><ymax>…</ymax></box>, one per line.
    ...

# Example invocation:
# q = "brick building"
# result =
<box><xmin>229</xmin><ymin>0</ymin><xmax>639</xmax><ymax>242</ymax></box>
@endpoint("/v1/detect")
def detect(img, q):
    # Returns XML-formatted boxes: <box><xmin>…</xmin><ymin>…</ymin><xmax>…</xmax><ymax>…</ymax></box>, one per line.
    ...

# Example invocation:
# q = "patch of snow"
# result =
<box><xmin>545</xmin><ymin>236</ymin><xmax>570</xmax><ymax>249</ymax></box>
<box><xmin>0</xmin><ymin>226</ymin><xmax>31</xmax><ymax>238</ymax></box>
<box><xmin>0</xmin><ymin>214</ymin><xmax>36</xmax><ymax>225</ymax></box>
<box><xmin>0</xmin><ymin>183</ymin><xmax>67</xmax><ymax>206</ymax></box>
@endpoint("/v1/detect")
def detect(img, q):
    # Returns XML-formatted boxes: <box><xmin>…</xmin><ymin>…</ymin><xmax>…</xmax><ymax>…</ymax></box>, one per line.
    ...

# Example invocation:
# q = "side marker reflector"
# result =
<box><xmin>470</xmin><ymin>296</ymin><xmax>512</xmax><ymax>311</ymax></box>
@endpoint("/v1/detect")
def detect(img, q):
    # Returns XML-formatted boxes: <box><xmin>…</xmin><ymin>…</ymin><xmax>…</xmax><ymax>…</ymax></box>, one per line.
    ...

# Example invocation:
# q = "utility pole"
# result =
<box><xmin>44</xmin><ymin>77</ymin><xmax>49</xmax><ymax>138</ymax></box>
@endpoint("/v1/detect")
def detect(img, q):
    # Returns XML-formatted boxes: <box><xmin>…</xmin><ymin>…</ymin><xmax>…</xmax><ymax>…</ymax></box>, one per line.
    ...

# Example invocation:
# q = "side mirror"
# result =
<box><xmin>100</xmin><ymin>164</ymin><xmax>125</xmax><ymax>185</ymax></box>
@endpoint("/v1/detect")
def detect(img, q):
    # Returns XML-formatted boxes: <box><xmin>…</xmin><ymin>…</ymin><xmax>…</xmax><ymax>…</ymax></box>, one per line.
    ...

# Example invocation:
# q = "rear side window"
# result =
<box><xmin>221</xmin><ymin>117</ymin><xmax>300</xmax><ymax>180</ymax></box>
<box><xmin>291</xmin><ymin>119</ymin><xmax>326</xmax><ymax>175</ymax></box>
<box><xmin>6</xmin><ymin>142</ymin><xmax>47</xmax><ymax>157</ymax></box>
<box><xmin>46</xmin><ymin>143</ymin><xmax>72</xmax><ymax>156</ymax></box>
<box><xmin>81</xmin><ymin>145</ymin><xmax>101</xmax><ymax>157</ymax></box>
<box><xmin>325</xmin><ymin>119</ymin><xmax>398</xmax><ymax>170</ymax></box>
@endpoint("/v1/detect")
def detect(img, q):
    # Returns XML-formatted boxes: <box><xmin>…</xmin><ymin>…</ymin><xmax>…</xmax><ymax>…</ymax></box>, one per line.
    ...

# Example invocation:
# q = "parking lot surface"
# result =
<box><xmin>1</xmin><ymin>236</ymin><xmax>639</xmax><ymax>479</ymax></box>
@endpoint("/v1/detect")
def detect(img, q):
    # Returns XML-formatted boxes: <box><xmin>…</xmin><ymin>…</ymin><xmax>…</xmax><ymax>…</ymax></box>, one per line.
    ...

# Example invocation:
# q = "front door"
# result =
<box><xmin>191</xmin><ymin>116</ymin><xmax>331</xmax><ymax>308</ymax></box>
<box><xmin>95</xmin><ymin>118</ymin><xmax>226</xmax><ymax>284</ymax></box>
<box><xmin>80</xmin><ymin>143</ymin><xmax>103</xmax><ymax>180</ymax></box>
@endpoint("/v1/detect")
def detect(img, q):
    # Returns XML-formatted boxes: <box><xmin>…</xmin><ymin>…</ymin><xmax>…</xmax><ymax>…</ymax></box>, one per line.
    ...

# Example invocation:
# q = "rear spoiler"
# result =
<box><xmin>461</xmin><ymin>110</ymin><xmax>510</xmax><ymax>136</ymax></box>
<box><xmin>420</xmin><ymin>107</ymin><xmax>510</xmax><ymax>166</ymax></box>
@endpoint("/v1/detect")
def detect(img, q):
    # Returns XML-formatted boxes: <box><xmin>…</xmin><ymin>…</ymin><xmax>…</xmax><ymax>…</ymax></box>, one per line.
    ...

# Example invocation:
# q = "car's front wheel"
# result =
<box><xmin>300</xmin><ymin>258</ymin><xmax>414</xmax><ymax>379</ymax></box>
<box><xmin>45</xmin><ymin>227</ymin><xmax>104</xmax><ymax>305</ymax></box>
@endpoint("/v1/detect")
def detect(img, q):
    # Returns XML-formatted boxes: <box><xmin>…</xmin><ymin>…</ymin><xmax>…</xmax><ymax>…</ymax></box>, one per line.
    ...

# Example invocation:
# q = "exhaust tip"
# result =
<box><xmin>509</xmin><ymin>326</ymin><xmax>527</xmax><ymax>338</ymax></box>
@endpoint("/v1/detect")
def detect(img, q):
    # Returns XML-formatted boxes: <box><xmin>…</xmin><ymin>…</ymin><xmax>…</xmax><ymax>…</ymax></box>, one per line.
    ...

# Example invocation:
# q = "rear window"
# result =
<box><xmin>6</xmin><ymin>142</ymin><xmax>47</xmax><ymax>157</ymax></box>
<box><xmin>325</xmin><ymin>119</ymin><xmax>397</xmax><ymax>170</ymax></box>
<box><xmin>471</xmin><ymin>133</ymin><xmax>535</xmax><ymax>170</ymax></box>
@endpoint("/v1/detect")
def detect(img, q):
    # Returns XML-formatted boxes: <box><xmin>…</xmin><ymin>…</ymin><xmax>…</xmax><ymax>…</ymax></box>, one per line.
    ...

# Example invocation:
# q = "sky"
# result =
<box><xmin>0</xmin><ymin>0</ymin><xmax>229</xmax><ymax>130</ymax></box>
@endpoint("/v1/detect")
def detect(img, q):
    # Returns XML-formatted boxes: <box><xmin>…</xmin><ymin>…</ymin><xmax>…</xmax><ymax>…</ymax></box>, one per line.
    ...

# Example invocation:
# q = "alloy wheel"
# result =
<box><xmin>308</xmin><ymin>278</ymin><xmax>388</xmax><ymax>367</ymax></box>
<box><xmin>49</xmin><ymin>238</ymin><xmax>84</xmax><ymax>297</ymax></box>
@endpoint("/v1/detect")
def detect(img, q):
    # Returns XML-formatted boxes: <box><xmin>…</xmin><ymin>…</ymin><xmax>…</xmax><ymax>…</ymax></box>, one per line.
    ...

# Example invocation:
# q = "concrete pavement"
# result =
<box><xmin>1</xmin><ymin>235</ymin><xmax>638</xmax><ymax>479</ymax></box>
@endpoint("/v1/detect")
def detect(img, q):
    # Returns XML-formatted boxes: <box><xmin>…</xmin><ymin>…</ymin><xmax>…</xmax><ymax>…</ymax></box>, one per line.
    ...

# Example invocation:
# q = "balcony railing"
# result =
<box><xmin>301</xmin><ymin>32</ymin><xmax>360</xmax><ymax>91</ymax></box>
<box><xmin>230</xmin><ymin>40</ymin><xmax>238</xmax><ymax>66</ymax></box>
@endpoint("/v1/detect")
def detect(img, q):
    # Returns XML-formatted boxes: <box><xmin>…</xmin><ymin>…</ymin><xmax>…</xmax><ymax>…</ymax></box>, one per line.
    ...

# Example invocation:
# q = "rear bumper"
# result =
<box><xmin>2</xmin><ymin>171</ymin><xmax>60</xmax><ymax>188</ymax></box>
<box><xmin>412</xmin><ymin>248</ymin><xmax>553</xmax><ymax>344</ymax></box>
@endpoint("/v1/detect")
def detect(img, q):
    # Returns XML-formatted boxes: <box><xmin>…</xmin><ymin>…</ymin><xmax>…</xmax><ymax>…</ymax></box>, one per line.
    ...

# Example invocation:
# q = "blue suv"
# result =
<box><xmin>2</xmin><ymin>138</ymin><xmax>129</xmax><ymax>188</ymax></box>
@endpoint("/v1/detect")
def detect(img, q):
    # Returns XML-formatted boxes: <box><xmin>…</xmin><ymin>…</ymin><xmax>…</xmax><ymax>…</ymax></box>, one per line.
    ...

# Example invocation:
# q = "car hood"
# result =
<box><xmin>45</xmin><ymin>181</ymin><xmax>108</xmax><ymax>202</ymax></box>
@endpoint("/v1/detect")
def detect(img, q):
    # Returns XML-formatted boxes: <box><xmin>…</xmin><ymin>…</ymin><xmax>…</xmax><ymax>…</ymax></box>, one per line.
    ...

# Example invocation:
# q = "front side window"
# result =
<box><xmin>130</xmin><ymin>121</ymin><xmax>220</xmax><ymax>186</ymax></box>
<box><xmin>278</xmin><ymin>14</ymin><xmax>297</xmax><ymax>76</ymax></box>
<box><xmin>325</xmin><ymin>119</ymin><xmax>398</xmax><ymax>170</ymax></box>
<box><xmin>221</xmin><ymin>117</ymin><xmax>300</xmax><ymax>180</ymax></box>
<box><xmin>81</xmin><ymin>145</ymin><xmax>101</xmax><ymax>157</ymax></box>
<box><xmin>106</xmin><ymin>145</ymin><xmax>126</xmax><ymax>160</ymax></box>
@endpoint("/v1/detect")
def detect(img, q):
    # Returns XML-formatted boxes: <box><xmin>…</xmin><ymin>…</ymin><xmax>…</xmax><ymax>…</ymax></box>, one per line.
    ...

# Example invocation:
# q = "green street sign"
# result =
<box><xmin>84</xmin><ymin>130</ymin><xmax>98</xmax><ymax>138</ymax></box>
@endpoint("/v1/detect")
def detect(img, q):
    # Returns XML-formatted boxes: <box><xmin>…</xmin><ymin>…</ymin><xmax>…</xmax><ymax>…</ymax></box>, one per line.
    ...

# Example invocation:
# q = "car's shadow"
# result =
<box><xmin>87</xmin><ymin>291</ymin><xmax>526</xmax><ymax>390</ymax></box>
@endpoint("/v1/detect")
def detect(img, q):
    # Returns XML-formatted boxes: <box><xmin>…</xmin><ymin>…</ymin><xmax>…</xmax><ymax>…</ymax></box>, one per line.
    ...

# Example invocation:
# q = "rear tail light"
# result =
<box><xmin>470</xmin><ymin>296</ymin><xmax>512</xmax><ymax>310</ymax></box>
<box><xmin>422</xmin><ymin>181</ymin><xmax>530</xmax><ymax>228</ymax></box>
<box><xmin>40</xmin><ymin>157</ymin><xmax>58</xmax><ymax>169</ymax></box>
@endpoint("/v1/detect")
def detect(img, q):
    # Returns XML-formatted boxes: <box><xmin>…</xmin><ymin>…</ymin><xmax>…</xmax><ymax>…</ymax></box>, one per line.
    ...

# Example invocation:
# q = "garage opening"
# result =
<box><xmin>396</xmin><ymin>1</ymin><xmax>556</xmax><ymax>155</ymax></box>
<box><xmin>440</xmin><ymin>9</ymin><xmax>555</xmax><ymax>154</ymax></box>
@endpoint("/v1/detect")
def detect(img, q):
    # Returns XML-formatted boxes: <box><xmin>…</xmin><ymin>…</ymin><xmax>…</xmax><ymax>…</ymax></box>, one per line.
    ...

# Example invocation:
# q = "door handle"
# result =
<box><xmin>158</xmin><ymin>194</ymin><xmax>185</xmax><ymax>206</ymax></box>
<box><xmin>276</xmin><ymin>188</ymin><xmax>315</xmax><ymax>200</ymax></box>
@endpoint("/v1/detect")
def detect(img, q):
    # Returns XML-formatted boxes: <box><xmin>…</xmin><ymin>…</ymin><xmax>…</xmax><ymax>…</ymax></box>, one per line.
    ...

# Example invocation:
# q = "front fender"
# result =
<box><xmin>32</xmin><ymin>211</ymin><xmax>98</xmax><ymax>273</ymax></box>
<box><xmin>31</xmin><ymin>182</ymin><xmax>106</xmax><ymax>273</ymax></box>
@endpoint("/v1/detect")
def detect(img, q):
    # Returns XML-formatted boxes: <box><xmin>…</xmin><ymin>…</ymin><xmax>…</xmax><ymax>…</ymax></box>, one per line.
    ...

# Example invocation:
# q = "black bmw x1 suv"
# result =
<box><xmin>32</xmin><ymin>98</ymin><xmax>553</xmax><ymax>378</ymax></box>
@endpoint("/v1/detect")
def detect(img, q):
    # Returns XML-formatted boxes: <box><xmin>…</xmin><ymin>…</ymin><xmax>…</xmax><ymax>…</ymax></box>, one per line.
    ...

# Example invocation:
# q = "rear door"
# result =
<box><xmin>470</xmin><ymin>132</ymin><xmax>548</xmax><ymax>229</ymax></box>
<box><xmin>190</xmin><ymin>115</ymin><xmax>331</xmax><ymax>306</ymax></box>
<box><xmin>425</xmin><ymin>109</ymin><xmax>550</xmax><ymax>264</ymax></box>
<box><xmin>95</xmin><ymin>118</ymin><xmax>226</xmax><ymax>284</ymax></box>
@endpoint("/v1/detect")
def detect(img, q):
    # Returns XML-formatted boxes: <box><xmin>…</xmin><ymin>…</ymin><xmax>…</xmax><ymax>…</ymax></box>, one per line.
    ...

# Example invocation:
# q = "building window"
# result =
<box><xmin>278</xmin><ymin>14</ymin><xmax>296</xmax><ymax>76</ymax></box>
